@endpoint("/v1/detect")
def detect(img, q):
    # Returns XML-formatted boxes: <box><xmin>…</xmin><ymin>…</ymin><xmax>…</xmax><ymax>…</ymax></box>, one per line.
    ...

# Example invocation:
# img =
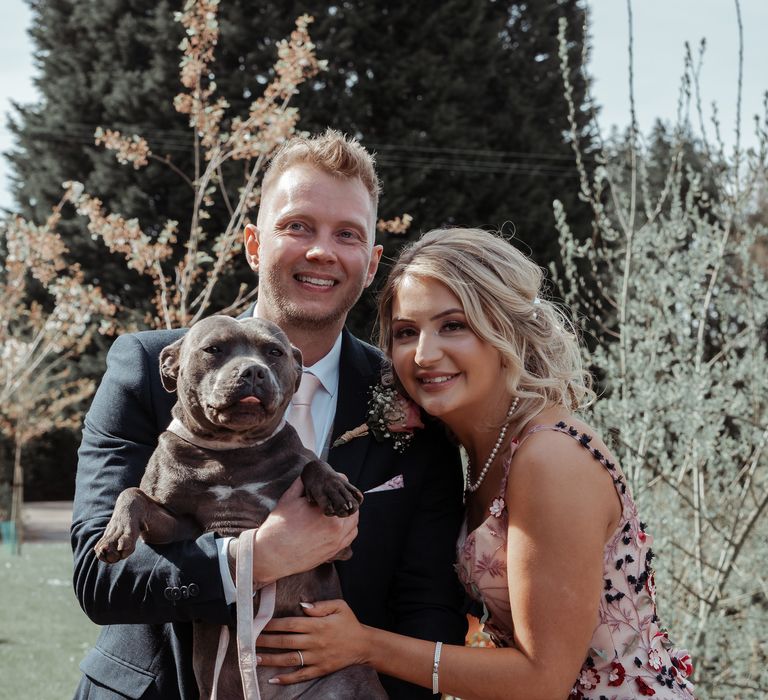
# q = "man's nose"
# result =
<box><xmin>305</xmin><ymin>232</ymin><xmax>338</xmax><ymax>263</ymax></box>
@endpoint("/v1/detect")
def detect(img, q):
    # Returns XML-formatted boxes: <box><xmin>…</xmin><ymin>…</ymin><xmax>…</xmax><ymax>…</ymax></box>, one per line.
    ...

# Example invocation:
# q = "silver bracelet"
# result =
<box><xmin>432</xmin><ymin>641</ymin><xmax>443</xmax><ymax>695</ymax></box>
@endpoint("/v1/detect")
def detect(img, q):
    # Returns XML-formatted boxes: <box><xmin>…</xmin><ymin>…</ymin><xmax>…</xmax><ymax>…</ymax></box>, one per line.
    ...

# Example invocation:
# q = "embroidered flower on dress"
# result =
<box><xmin>646</xmin><ymin>570</ymin><xmax>657</xmax><ymax>602</ymax></box>
<box><xmin>636</xmin><ymin>529</ymin><xmax>653</xmax><ymax>548</ymax></box>
<box><xmin>607</xmin><ymin>661</ymin><xmax>626</xmax><ymax>686</ymax></box>
<box><xmin>489</xmin><ymin>497</ymin><xmax>505</xmax><ymax>518</ymax></box>
<box><xmin>672</xmin><ymin>651</ymin><xmax>694</xmax><ymax>679</ymax></box>
<box><xmin>635</xmin><ymin>677</ymin><xmax>656</xmax><ymax>696</ymax></box>
<box><xmin>332</xmin><ymin>375</ymin><xmax>424</xmax><ymax>452</ymax></box>
<box><xmin>648</xmin><ymin>647</ymin><xmax>663</xmax><ymax>671</ymax></box>
<box><xmin>577</xmin><ymin>668</ymin><xmax>600</xmax><ymax>690</ymax></box>
<box><xmin>475</xmin><ymin>552</ymin><xmax>505</xmax><ymax>578</ymax></box>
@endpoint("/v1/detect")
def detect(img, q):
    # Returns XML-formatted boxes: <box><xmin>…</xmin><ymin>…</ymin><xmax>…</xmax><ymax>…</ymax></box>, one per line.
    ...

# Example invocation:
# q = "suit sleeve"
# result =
<box><xmin>385</xmin><ymin>424</ymin><xmax>468</xmax><ymax>698</ymax></box>
<box><xmin>71</xmin><ymin>333</ymin><xmax>232</xmax><ymax>626</ymax></box>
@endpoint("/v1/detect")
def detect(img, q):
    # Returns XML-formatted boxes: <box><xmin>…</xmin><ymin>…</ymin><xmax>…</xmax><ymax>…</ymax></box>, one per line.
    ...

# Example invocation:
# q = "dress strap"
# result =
<box><xmin>513</xmin><ymin>422</ymin><xmax>628</xmax><ymax>498</ymax></box>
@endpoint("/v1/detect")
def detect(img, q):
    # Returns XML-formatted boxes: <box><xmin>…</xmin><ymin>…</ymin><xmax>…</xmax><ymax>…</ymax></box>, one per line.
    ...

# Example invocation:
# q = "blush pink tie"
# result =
<box><xmin>290</xmin><ymin>371</ymin><xmax>321</xmax><ymax>451</ymax></box>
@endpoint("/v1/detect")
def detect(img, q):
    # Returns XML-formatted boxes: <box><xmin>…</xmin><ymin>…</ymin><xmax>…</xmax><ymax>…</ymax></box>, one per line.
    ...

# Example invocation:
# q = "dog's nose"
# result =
<box><xmin>239</xmin><ymin>364</ymin><xmax>267</xmax><ymax>382</ymax></box>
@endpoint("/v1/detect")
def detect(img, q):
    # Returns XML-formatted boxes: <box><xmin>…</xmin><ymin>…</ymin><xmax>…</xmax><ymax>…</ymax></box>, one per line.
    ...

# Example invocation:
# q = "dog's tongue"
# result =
<box><xmin>239</xmin><ymin>396</ymin><xmax>261</xmax><ymax>404</ymax></box>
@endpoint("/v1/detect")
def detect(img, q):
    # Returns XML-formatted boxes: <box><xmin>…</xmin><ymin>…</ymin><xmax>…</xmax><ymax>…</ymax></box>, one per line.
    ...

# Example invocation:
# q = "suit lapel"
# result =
<box><xmin>328</xmin><ymin>330</ymin><xmax>379</xmax><ymax>486</ymax></box>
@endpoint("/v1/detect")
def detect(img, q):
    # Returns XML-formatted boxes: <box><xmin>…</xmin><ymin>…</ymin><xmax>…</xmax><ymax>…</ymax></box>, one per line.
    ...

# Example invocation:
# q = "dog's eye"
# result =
<box><xmin>202</xmin><ymin>345</ymin><xmax>222</xmax><ymax>355</ymax></box>
<box><xmin>267</xmin><ymin>348</ymin><xmax>284</xmax><ymax>357</ymax></box>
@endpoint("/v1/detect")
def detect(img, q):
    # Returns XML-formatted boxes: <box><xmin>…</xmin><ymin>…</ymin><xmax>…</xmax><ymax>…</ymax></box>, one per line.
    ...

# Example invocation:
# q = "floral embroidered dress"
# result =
<box><xmin>456</xmin><ymin>423</ymin><xmax>696</xmax><ymax>699</ymax></box>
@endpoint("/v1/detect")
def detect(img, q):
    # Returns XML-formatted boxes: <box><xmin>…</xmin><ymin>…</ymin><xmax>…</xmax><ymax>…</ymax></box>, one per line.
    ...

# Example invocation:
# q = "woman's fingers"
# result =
<box><xmin>262</xmin><ymin>615</ymin><xmax>309</xmax><ymax>633</ymax></box>
<box><xmin>267</xmin><ymin>667</ymin><xmax>323</xmax><ymax>686</ymax></box>
<box><xmin>259</xmin><ymin>651</ymin><xmax>337</xmax><ymax>686</ymax></box>
<box><xmin>257</xmin><ymin>631</ymin><xmax>310</xmax><ymax>649</ymax></box>
<box><xmin>258</xmin><ymin>651</ymin><xmax>304</xmax><ymax>668</ymax></box>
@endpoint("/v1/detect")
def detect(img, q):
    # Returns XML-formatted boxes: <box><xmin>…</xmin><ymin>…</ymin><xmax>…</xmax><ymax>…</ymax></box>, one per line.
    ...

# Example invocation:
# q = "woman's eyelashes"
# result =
<box><xmin>442</xmin><ymin>319</ymin><xmax>467</xmax><ymax>333</ymax></box>
<box><xmin>392</xmin><ymin>325</ymin><xmax>418</xmax><ymax>341</ymax></box>
<box><xmin>392</xmin><ymin>318</ymin><xmax>468</xmax><ymax>341</ymax></box>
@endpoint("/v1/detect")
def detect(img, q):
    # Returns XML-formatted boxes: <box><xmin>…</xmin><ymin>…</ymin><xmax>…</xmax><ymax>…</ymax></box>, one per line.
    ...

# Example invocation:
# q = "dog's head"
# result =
<box><xmin>159</xmin><ymin>315</ymin><xmax>303</xmax><ymax>440</ymax></box>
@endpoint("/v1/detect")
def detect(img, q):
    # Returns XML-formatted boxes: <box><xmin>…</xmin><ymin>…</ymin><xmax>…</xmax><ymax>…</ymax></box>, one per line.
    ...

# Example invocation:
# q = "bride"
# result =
<box><xmin>258</xmin><ymin>228</ymin><xmax>696</xmax><ymax>700</ymax></box>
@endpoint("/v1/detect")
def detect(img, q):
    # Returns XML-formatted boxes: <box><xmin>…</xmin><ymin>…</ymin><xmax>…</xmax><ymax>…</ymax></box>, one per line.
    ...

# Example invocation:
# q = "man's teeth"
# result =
<box><xmin>297</xmin><ymin>275</ymin><xmax>334</xmax><ymax>287</ymax></box>
<box><xmin>421</xmin><ymin>375</ymin><xmax>455</xmax><ymax>384</ymax></box>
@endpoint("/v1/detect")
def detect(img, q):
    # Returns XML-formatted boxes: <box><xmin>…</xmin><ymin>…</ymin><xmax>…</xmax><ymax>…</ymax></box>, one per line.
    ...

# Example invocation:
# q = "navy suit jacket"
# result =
<box><xmin>71</xmin><ymin>324</ymin><xmax>467</xmax><ymax>699</ymax></box>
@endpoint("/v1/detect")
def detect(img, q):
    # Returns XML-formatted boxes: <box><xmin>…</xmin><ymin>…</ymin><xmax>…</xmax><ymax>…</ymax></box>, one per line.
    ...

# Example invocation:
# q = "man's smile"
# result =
<box><xmin>294</xmin><ymin>273</ymin><xmax>337</xmax><ymax>288</ymax></box>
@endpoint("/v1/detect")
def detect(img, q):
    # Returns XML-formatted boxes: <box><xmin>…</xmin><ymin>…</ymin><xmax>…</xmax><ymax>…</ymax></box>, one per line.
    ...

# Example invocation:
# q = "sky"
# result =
<box><xmin>1</xmin><ymin>1</ymin><xmax>766</xmax><ymax>212</ymax></box>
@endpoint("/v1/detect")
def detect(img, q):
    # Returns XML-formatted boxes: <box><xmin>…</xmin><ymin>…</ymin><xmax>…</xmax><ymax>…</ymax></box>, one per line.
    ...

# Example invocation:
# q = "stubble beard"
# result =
<box><xmin>258</xmin><ymin>267</ymin><xmax>365</xmax><ymax>331</ymax></box>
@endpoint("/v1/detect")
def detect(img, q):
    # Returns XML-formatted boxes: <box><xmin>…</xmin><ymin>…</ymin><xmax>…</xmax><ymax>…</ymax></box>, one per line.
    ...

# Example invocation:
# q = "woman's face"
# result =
<box><xmin>390</xmin><ymin>274</ymin><xmax>505</xmax><ymax>429</ymax></box>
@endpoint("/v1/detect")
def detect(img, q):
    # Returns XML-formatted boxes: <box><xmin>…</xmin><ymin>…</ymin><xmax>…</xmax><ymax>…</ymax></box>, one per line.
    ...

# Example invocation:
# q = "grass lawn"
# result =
<box><xmin>0</xmin><ymin>542</ymin><xmax>99</xmax><ymax>699</ymax></box>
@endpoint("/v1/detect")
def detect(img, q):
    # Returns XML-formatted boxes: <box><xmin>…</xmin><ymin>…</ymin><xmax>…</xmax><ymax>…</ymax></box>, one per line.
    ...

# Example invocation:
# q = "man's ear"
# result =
<box><xmin>159</xmin><ymin>338</ymin><xmax>185</xmax><ymax>392</ymax></box>
<box><xmin>364</xmin><ymin>244</ymin><xmax>384</xmax><ymax>287</ymax></box>
<box><xmin>244</xmin><ymin>223</ymin><xmax>260</xmax><ymax>273</ymax></box>
<box><xmin>292</xmin><ymin>345</ymin><xmax>303</xmax><ymax>392</ymax></box>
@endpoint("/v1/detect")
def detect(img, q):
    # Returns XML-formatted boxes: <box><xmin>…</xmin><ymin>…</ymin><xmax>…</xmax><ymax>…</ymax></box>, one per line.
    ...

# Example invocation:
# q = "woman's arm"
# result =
<box><xmin>259</xmin><ymin>430</ymin><xmax>620</xmax><ymax>700</ymax></box>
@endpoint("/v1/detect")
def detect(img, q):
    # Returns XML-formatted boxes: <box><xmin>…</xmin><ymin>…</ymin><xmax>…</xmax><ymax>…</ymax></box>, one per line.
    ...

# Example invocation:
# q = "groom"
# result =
<box><xmin>71</xmin><ymin>129</ymin><xmax>467</xmax><ymax>699</ymax></box>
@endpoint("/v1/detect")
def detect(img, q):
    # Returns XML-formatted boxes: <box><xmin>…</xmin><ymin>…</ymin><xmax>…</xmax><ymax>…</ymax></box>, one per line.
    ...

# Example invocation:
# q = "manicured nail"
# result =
<box><xmin>255</xmin><ymin>656</ymin><xmax>262</xmax><ymax>663</ymax></box>
<box><xmin>299</xmin><ymin>601</ymin><xmax>314</xmax><ymax>609</ymax></box>
<box><xmin>268</xmin><ymin>678</ymin><xmax>280</xmax><ymax>684</ymax></box>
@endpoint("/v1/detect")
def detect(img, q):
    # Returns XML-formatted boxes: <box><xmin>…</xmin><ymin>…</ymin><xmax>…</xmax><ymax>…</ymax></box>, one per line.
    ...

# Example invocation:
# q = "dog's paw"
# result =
<box><xmin>306</xmin><ymin>475</ymin><xmax>363</xmax><ymax>517</ymax></box>
<box><xmin>94</xmin><ymin>519</ymin><xmax>140</xmax><ymax>564</ymax></box>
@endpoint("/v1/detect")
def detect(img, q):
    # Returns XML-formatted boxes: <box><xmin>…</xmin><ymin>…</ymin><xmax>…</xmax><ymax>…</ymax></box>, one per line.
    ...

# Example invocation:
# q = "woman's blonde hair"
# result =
<box><xmin>377</xmin><ymin>228</ymin><xmax>595</xmax><ymax>428</ymax></box>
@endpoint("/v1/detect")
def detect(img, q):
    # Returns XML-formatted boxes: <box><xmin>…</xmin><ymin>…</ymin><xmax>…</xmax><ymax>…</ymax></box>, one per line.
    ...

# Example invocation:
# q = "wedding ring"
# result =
<box><xmin>297</xmin><ymin>650</ymin><xmax>305</xmax><ymax>668</ymax></box>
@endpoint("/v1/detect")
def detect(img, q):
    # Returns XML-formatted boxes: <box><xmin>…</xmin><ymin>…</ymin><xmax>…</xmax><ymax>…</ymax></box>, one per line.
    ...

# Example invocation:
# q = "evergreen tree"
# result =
<box><xmin>8</xmin><ymin>0</ymin><xmax>595</xmax><ymax>332</ymax></box>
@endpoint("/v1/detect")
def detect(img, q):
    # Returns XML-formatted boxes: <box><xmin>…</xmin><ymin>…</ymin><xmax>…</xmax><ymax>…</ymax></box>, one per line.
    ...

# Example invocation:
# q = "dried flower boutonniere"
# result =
<box><xmin>332</xmin><ymin>377</ymin><xmax>424</xmax><ymax>453</ymax></box>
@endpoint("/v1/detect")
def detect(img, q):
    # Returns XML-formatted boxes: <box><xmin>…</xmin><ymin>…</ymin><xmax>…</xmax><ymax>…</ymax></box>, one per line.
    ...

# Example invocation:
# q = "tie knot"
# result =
<box><xmin>293</xmin><ymin>371</ymin><xmax>321</xmax><ymax>406</ymax></box>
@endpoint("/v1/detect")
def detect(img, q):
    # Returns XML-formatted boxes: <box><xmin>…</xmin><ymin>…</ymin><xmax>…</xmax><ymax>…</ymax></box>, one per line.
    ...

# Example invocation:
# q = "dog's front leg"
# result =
<box><xmin>300</xmin><ymin>460</ymin><xmax>363</xmax><ymax>517</ymax></box>
<box><xmin>94</xmin><ymin>487</ymin><xmax>191</xmax><ymax>563</ymax></box>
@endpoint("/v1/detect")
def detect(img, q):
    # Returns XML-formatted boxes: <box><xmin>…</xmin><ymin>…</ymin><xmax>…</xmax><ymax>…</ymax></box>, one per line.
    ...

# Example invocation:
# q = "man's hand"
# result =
<box><xmin>228</xmin><ymin>477</ymin><xmax>359</xmax><ymax>586</ymax></box>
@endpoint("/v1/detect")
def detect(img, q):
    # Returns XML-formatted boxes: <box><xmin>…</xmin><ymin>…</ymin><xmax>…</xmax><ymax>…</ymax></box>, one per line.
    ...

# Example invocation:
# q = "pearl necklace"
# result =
<box><xmin>464</xmin><ymin>397</ymin><xmax>520</xmax><ymax>494</ymax></box>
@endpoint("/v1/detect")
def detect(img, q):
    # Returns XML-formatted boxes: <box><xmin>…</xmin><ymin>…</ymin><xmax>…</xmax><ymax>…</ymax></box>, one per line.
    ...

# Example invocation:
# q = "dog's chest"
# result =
<box><xmin>147</xmin><ymin>438</ymin><xmax>306</xmax><ymax>537</ymax></box>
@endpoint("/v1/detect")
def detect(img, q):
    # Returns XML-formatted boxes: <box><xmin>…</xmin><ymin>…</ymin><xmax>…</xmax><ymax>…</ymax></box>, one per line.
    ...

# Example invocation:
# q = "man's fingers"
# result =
<box><xmin>280</xmin><ymin>476</ymin><xmax>304</xmax><ymax>500</ymax></box>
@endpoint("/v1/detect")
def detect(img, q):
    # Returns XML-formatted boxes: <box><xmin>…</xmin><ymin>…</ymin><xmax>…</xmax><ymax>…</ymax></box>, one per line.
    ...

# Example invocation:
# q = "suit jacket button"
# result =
<box><xmin>180</xmin><ymin>585</ymin><xmax>189</xmax><ymax>599</ymax></box>
<box><xmin>171</xmin><ymin>587</ymin><xmax>182</xmax><ymax>601</ymax></box>
<box><xmin>164</xmin><ymin>587</ymin><xmax>174</xmax><ymax>601</ymax></box>
<box><xmin>188</xmin><ymin>583</ymin><xmax>199</xmax><ymax>597</ymax></box>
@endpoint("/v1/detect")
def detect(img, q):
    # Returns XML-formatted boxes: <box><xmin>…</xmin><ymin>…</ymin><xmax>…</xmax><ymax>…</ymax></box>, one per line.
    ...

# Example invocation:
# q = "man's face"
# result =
<box><xmin>245</xmin><ymin>164</ymin><xmax>382</xmax><ymax>333</ymax></box>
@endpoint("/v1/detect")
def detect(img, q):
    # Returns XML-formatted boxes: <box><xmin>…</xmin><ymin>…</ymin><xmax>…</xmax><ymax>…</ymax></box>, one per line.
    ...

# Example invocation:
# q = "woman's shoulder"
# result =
<box><xmin>506</xmin><ymin>410</ymin><xmax>624</xmax><ymax>524</ymax></box>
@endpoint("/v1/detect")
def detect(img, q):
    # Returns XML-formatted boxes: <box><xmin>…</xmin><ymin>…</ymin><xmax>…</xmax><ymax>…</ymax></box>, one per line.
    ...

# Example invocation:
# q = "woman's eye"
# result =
<box><xmin>443</xmin><ymin>320</ymin><xmax>466</xmax><ymax>332</ymax></box>
<box><xmin>393</xmin><ymin>327</ymin><xmax>417</xmax><ymax>340</ymax></box>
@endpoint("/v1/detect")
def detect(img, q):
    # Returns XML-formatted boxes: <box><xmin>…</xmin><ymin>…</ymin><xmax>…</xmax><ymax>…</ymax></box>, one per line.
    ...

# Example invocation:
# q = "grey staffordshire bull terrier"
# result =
<box><xmin>94</xmin><ymin>315</ymin><xmax>387</xmax><ymax>699</ymax></box>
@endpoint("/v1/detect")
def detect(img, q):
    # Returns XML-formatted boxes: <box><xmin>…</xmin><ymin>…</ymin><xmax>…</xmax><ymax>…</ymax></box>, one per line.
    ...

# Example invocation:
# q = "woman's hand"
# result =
<box><xmin>256</xmin><ymin>599</ymin><xmax>371</xmax><ymax>685</ymax></box>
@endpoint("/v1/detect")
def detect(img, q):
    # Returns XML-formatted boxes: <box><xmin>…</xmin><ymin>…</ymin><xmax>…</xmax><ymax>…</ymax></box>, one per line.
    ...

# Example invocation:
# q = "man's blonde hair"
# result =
<box><xmin>378</xmin><ymin>228</ymin><xmax>595</xmax><ymax>429</ymax></box>
<box><xmin>261</xmin><ymin>128</ymin><xmax>381</xmax><ymax>210</ymax></box>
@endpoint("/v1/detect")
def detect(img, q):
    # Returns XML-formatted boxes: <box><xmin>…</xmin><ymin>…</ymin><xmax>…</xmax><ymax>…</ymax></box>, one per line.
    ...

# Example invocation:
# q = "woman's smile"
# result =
<box><xmin>390</xmin><ymin>274</ymin><xmax>505</xmax><ymax>430</ymax></box>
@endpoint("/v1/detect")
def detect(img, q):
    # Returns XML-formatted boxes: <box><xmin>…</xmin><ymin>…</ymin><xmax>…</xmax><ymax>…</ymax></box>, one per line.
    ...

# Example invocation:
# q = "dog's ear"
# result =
<box><xmin>159</xmin><ymin>338</ymin><xmax>184</xmax><ymax>392</ymax></box>
<box><xmin>291</xmin><ymin>345</ymin><xmax>303</xmax><ymax>392</ymax></box>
